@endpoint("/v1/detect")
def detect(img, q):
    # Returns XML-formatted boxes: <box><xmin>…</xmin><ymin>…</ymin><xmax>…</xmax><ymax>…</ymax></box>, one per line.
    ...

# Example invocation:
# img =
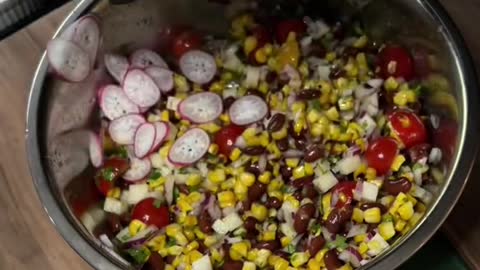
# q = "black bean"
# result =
<box><xmin>276</xmin><ymin>137</ymin><xmax>289</xmax><ymax>152</ymax></box>
<box><xmin>359</xmin><ymin>203</ymin><xmax>388</xmax><ymax>214</ymax></box>
<box><xmin>243</xmin><ymin>146</ymin><xmax>266</xmax><ymax>156</ymax></box>
<box><xmin>268</xmin><ymin>113</ymin><xmax>287</xmax><ymax>132</ymax></box>
<box><xmin>291</xmin><ymin>175</ymin><xmax>314</xmax><ymax>189</ymax></box>
<box><xmin>295</xmin><ymin>139</ymin><xmax>307</xmax><ymax>151</ymax></box>
<box><xmin>106</xmin><ymin>213</ymin><xmax>123</xmax><ymax>235</ymax></box>
<box><xmin>297</xmin><ymin>89</ymin><xmax>322</xmax><ymax>100</ymax></box>
<box><xmin>325</xmin><ymin>206</ymin><xmax>353</xmax><ymax>234</ymax></box>
<box><xmin>222</xmin><ymin>261</ymin><xmax>243</xmax><ymax>270</ymax></box>
<box><xmin>324</xmin><ymin>250</ymin><xmax>343</xmax><ymax>270</ymax></box>
<box><xmin>255</xmin><ymin>240</ymin><xmax>280</xmax><ymax>251</ymax></box>
<box><xmin>198</xmin><ymin>210</ymin><xmax>214</xmax><ymax>234</ymax></box>
<box><xmin>248</xmin><ymin>182</ymin><xmax>267</xmax><ymax>202</ymax></box>
<box><xmin>223</xmin><ymin>96</ymin><xmax>236</xmax><ymax>111</ymax></box>
<box><xmin>294</xmin><ymin>203</ymin><xmax>316</xmax><ymax>234</ymax></box>
<box><xmin>304</xmin><ymin>144</ymin><xmax>325</xmax><ymax>163</ymax></box>
<box><xmin>280</xmin><ymin>166</ymin><xmax>293</xmax><ymax>182</ymax></box>
<box><xmin>144</xmin><ymin>252</ymin><xmax>165</xmax><ymax>270</ymax></box>
<box><xmin>308</xmin><ymin>235</ymin><xmax>326</xmax><ymax>257</ymax></box>
<box><xmin>383</xmin><ymin>177</ymin><xmax>412</xmax><ymax>195</ymax></box>
<box><xmin>244</xmin><ymin>216</ymin><xmax>258</xmax><ymax>232</ymax></box>
<box><xmin>266</xmin><ymin>196</ymin><xmax>282</xmax><ymax>209</ymax></box>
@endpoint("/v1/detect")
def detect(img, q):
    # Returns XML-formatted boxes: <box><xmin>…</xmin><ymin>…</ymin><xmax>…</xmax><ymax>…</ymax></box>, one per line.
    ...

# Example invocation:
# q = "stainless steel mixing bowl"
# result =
<box><xmin>26</xmin><ymin>0</ymin><xmax>480</xmax><ymax>269</ymax></box>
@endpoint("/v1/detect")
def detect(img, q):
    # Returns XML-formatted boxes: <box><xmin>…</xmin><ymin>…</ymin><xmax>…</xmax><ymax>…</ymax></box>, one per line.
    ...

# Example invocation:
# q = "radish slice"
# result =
<box><xmin>130</xmin><ymin>49</ymin><xmax>167</xmax><ymax>69</ymax></box>
<box><xmin>140</xmin><ymin>106</ymin><xmax>151</xmax><ymax>113</ymax></box>
<box><xmin>229</xmin><ymin>95</ymin><xmax>268</xmax><ymax>125</ymax></box>
<box><xmin>168</xmin><ymin>128</ymin><xmax>210</xmax><ymax>166</ymax></box>
<box><xmin>89</xmin><ymin>132</ymin><xmax>103</xmax><ymax>167</ymax></box>
<box><xmin>134</xmin><ymin>123</ymin><xmax>156</xmax><ymax>158</ymax></box>
<box><xmin>178</xmin><ymin>92</ymin><xmax>223</xmax><ymax>123</ymax></box>
<box><xmin>59</xmin><ymin>20</ymin><xmax>78</xmax><ymax>41</ymax></box>
<box><xmin>47</xmin><ymin>39</ymin><xmax>91</xmax><ymax>82</ymax></box>
<box><xmin>108</xmin><ymin>114</ymin><xmax>146</xmax><ymax>145</ymax></box>
<box><xmin>123</xmin><ymin>69</ymin><xmax>161</xmax><ymax>107</ymax></box>
<box><xmin>71</xmin><ymin>15</ymin><xmax>101</xmax><ymax>67</ymax></box>
<box><xmin>123</xmin><ymin>157</ymin><xmax>152</xmax><ymax>182</ymax></box>
<box><xmin>100</xmin><ymin>85</ymin><xmax>140</xmax><ymax>120</ymax></box>
<box><xmin>145</xmin><ymin>66</ymin><xmax>174</xmax><ymax>93</ymax></box>
<box><xmin>179</xmin><ymin>50</ymin><xmax>217</xmax><ymax>84</ymax></box>
<box><xmin>152</xmin><ymin>122</ymin><xmax>169</xmax><ymax>151</ymax></box>
<box><xmin>104</xmin><ymin>53</ymin><xmax>129</xmax><ymax>83</ymax></box>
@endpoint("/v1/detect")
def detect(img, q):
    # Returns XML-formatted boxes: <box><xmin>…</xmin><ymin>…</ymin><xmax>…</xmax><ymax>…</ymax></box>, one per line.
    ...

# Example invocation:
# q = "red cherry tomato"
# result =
<box><xmin>214</xmin><ymin>125</ymin><xmax>245</xmax><ymax>157</ymax></box>
<box><xmin>276</xmin><ymin>19</ymin><xmax>307</xmax><ymax>44</ymax></box>
<box><xmin>433</xmin><ymin>118</ymin><xmax>457</xmax><ymax>163</ymax></box>
<box><xmin>94</xmin><ymin>158</ymin><xmax>130</xmax><ymax>196</ymax></box>
<box><xmin>172</xmin><ymin>31</ymin><xmax>203</xmax><ymax>59</ymax></box>
<box><xmin>331</xmin><ymin>182</ymin><xmax>356</xmax><ymax>208</ymax></box>
<box><xmin>365</xmin><ymin>137</ymin><xmax>399</xmax><ymax>175</ymax></box>
<box><xmin>153</xmin><ymin>24</ymin><xmax>191</xmax><ymax>54</ymax></box>
<box><xmin>378</xmin><ymin>45</ymin><xmax>414</xmax><ymax>80</ymax></box>
<box><xmin>132</xmin><ymin>198</ymin><xmax>170</xmax><ymax>228</ymax></box>
<box><xmin>389</xmin><ymin>110</ymin><xmax>427</xmax><ymax>148</ymax></box>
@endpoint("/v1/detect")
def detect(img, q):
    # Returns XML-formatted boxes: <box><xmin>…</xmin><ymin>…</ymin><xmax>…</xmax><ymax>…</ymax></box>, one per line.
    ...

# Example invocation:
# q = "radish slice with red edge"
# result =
<box><xmin>145</xmin><ymin>66</ymin><xmax>174</xmax><ymax>93</ymax></box>
<box><xmin>123</xmin><ymin>69</ymin><xmax>161</xmax><ymax>107</ymax></box>
<box><xmin>140</xmin><ymin>106</ymin><xmax>150</xmax><ymax>113</ymax></box>
<box><xmin>59</xmin><ymin>20</ymin><xmax>78</xmax><ymax>41</ymax></box>
<box><xmin>123</xmin><ymin>157</ymin><xmax>152</xmax><ymax>182</ymax></box>
<box><xmin>108</xmin><ymin>114</ymin><xmax>145</xmax><ymax>145</ymax></box>
<box><xmin>134</xmin><ymin>123</ymin><xmax>156</xmax><ymax>158</ymax></box>
<box><xmin>89</xmin><ymin>132</ymin><xmax>103</xmax><ymax>167</ymax></box>
<box><xmin>71</xmin><ymin>15</ymin><xmax>101</xmax><ymax>67</ymax></box>
<box><xmin>179</xmin><ymin>50</ymin><xmax>217</xmax><ymax>84</ymax></box>
<box><xmin>130</xmin><ymin>49</ymin><xmax>167</xmax><ymax>69</ymax></box>
<box><xmin>152</xmin><ymin>122</ymin><xmax>169</xmax><ymax>151</ymax></box>
<box><xmin>229</xmin><ymin>95</ymin><xmax>268</xmax><ymax>125</ymax></box>
<box><xmin>104</xmin><ymin>53</ymin><xmax>129</xmax><ymax>83</ymax></box>
<box><xmin>47</xmin><ymin>39</ymin><xmax>91</xmax><ymax>82</ymax></box>
<box><xmin>100</xmin><ymin>85</ymin><xmax>140</xmax><ymax>120</ymax></box>
<box><xmin>178</xmin><ymin>92</ymin><xmax>223</xmax><ymax>123</ymax></box>
<box><xmin>168</xmin><ymin>128</ymin><xmax>210</xmax><ymax>166</ymax></box>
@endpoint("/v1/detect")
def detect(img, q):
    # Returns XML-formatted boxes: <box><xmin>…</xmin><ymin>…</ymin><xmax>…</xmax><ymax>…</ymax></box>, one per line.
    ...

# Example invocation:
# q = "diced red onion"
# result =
<box><xmin>206</xmin><ymin>195</ymin><xmax>222</xmax><ymax>220</ymax></box>
<box><xmin>339</xmin><ymin>248</ymin><xmax>361</xmax><ymax>268</ymax></box>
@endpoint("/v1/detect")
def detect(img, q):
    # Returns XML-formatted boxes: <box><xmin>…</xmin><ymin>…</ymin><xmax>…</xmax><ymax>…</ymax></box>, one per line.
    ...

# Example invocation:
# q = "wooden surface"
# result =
<box><xmin>0</xmin><ymin>1</ymin><xmax>479</xmax><ymax>270</ymax></box>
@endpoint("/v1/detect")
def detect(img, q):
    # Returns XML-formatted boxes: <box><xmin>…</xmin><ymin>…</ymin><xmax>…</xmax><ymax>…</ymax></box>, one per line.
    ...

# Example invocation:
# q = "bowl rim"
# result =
<box><xmin>25</xmin><ymin>0</ymin><xmax>480</xmax><ymax>269</ymax></box>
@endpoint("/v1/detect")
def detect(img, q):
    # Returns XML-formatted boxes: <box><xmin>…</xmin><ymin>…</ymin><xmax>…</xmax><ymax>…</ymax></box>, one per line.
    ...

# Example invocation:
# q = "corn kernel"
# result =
<box><xmin>165</xmin><ymin>265</ymin><xmax>174</xmax><ymax>270</ymax></box>
<box><xmin>204</xmin><ymin>235</ymin><xmax>220</xmax><ymax>247</ymax></box>
<box><xmin>258</xmin><ymin>171</ymin><xmax>272</xmax><ymax>184</ymax></box>
<box><xmin>292</xmin><ymin>101</ymin><xmax>306</xmax><ymax>113</ymax></box>
<box><xmin>107</xmin><ymin>187</ymin><xmax>121</xmax><ymax>199</ymax></box>
<box><xmin>188</xmin><ymin>250</ymin><xmax>203</xmax><ymax>263</ymax></box>
<box><xmin>326</xmin><ymin>52</ymin><xmax>337</xmax><ymax>62</ymax></box>
<box><xmin>291</xmin><ymin>252</ymin><xmax>310</xmax><ymax>267</ymax></box>
<box><xmin>244</xmin><ymin>36</ymin><xmax>258</xmax><ymax>56</ymax></box>
<box><xmin>379</xmin><ymin>221</ymin><xmax>396</xmax><ymax>240</ymax></box>
<box><xmin>354</xmin><ymin>234</ymin><xmax>366</xmax><ymax>244</ymax></box>
<box><xmin>219</xmin><ymin>113</ymin><xmax>231</xmax><ymax>124</ymax></box>
<box><xmin>230</xmin><ymin>241</ymin><xmax>250</xmax><ymax>260</ymax></box>
<box><xmin>293</xmin><ymin>166</ymin><xmax>306</xmax><ymax>179</ymax></box>
<box><xmin>147</xmin><ymin>235</ymin><xmax>166</xmax><ymax>251</ymax></box>
<box><xmin>129</xmin><ymin>219</ymin><xmax>147</xmax><ymax>237</ymax></box>
<box><xmin>268</xmin><ymin>179</ymin><xmax>284</xmax><ymax>193</ymax></box>
<box><xmin>352</xmin><ymin>208</ymin><xmax>364</xmax><ymax>223</ymax></box>
<box><xmin>314</xmin><ymin>248</ymin><xmax>329</xmax><ymax>262</ymax></box>
<box><xmin>353</xmin><ymin>35</ymin><xmax>368</xmax><ymax>48</ymax></box>
<box><xmin>218</xmin><ymin>191</ymin><xmax>236</xmax><ymax>208</ymax></box>
<box><xmin>391</xmin><ymin>155</ymin><xmax>406</xmax><ymax>171</ymax></box>
<box><xmin>384</xmin><ymin>77</ymin><xmax>399</xmax><ymax>91</ymax></box>
<box><xmin>364</xmin><ymin>207</ymin><xmax>382</xmax><ymax>223</ymax></box>
<box><xmin>262</xmin><ymin>230</ymin><xmax>276</xmax><ymax>241</ymax></box>
<box><xmin>229</xmin><ymin>148</ymin><xmax>242</xmax><ymax>161</ymax></box>
<box><xmin>251</xmin><ymin>203</ymin><xmax>268</xmax><ymax>222</ymax></box>
<box><xmin>234</xmin><ymin>180</ymin><xmax>248</xmax><ymax>198</ymax></box>
<box><xmin>338</xmin><ymin>96</ymin><xmax>354</xmax><ymax>111</ymax></box>
<box><xmin>356</xmin><ymin>242</ymin><xmax>368</xmax><ymax>255</ymax></box>
<box><xmin>285</xmin><ymin>158</ymin><xmax>300</xmax><ymax>168</ymax></box>
<box><xmin>307</xmin><ymin>109</ymin><xmax>321</xmax><ymax>124</ymax></box>
<box><xmin>211</xmin><ymin>248</ymin><xmax>222</xmax><ymax>264</ymax></box>
<box><xmin>365</xmin><ymin>167</ymin><xmax>377</xmax><ymax>180</ymax></box>
<box><xmin>255</xmin><ymin>48</ymin><xmax>268</xmax><ymax>64</ymax></box>
<box><xmin>322</xmin><ymin>192</ymin><xmax>332</xmax><ymax>220</ymax></box>
<box><xmin>398</xmin><ymin>201</ymin><xmax>414</xmax><ymax>220</ymax></box>
<box><xmin>281</xmin><ymin>236</ymin><xmax>292</xmax><ymax>247</ymax></box>
<box><xmin>255</xmin><ymin>249</ymin><xmax>272</xmax><ymax>268</ymax></box>
<box><xmin>186</xmin><ymin>174</ymin><xmax>201</xmax><ymax>187</ymax></box>
<box><xmin>208</xmin><ymin>168</ymin><xmax>226</xmax><ymax>184</ymax></box>
<box><xmin>308</xmin><ymin>259</ymin><xmax>321</xmax><ymax>270</ymax></box>
<box><xmin>339</xmin><ymin>264</ymin><xmax>354</xmax><ymax>270</ymax></box>
<box><xmin>406</xmin><ymin>194</ymin><xmax>418</xmax><ymax>206</ymax></box>
<box><xmin>272</xmin><ymin>126</ymin><xmax>288</xmax><ymax>140</ymax></box>
<box><xmin>409</xmin><ymin>212</ymin><xmax>424</xmax><ymax>227</ymax></box>
<box><xmin>390</xmin><ymin>193</ymin><xmax>409</xmax><ymax>215</ymax></box>
<box><xmin>193</xmin><ymin>228</ymin><xmax>205</xmax><ymax>240</ymax></box>
<box><xmin>394</xmin><ymin>219</ymin><xmax>407</xmax><ymax>232</ymax></box>
<box><xmin>238</xmin><ymin>172</ymin><xmax>256</xmax><ymax>187</ymax></box>
<box><xmin>183</xmin><ymin>216</ymin><xmax>198</xmax><ymax>227</ymax></box>
<box><xmin>304</xmin><ymin>163</ymin><xmax>314</xmax><ymax>175</ymax></box>
<box><xmin>243</xmin><ymin>261</ymin><xmax>257</xmax><ymax>270</ymax></box>
<box><xmin>167</xmin><ymin>245</ymin><xmax>183</xmax><ymax>256</ymax></box>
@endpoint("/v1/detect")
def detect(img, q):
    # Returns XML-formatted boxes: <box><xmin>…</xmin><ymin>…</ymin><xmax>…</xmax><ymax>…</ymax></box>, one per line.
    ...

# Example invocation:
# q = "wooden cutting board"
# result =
<box><xmin>0</xmin><ymin>1</ymin><xmax>479</xmax><ymax>269</ymax></box>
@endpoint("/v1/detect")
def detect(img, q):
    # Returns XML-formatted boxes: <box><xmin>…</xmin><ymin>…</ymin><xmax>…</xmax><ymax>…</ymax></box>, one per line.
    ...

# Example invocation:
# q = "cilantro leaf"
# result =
<box><xmin>286</xmin><ymin>244</ymin><xmax>296</xmax><ymax>254</ymax></box>
<box><xmin>102</xmin><ymin>168</ymin><xmax>115</xmax><ymax>182</ymax></box>
<box><xmin>326</xmin><ymin>235</ymin><xmax>348</xmax><ymax>250</ymax></box>
<box><xmin>310</xmin><ymin>223</ymin><xmax>322</xmax><ymax>235</ymax></box>
<box><xmin>153</xmin><ymin>199</ymin><xmax>162</xmax><ymax>208</ymax></box>
<box><xmin>126</xmin><ymin>248</ymin><xmax>151</xmax><ymax>264</ymax></box>
<box><xmin>309</xmin><ymin>100</ymin><xmax>322</xmax><ymax>111</ymax></box>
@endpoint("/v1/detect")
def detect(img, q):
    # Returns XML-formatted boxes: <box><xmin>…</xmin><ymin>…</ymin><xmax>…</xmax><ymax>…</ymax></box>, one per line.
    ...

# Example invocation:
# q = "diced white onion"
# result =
<box><xmin>103</xmin><ymin>197</ymin><xmax>128</xmax><ymax>215</ymax></box>
<box><xmin>192</xmin><ymin>255</ymin><xmax>213</xmax><ymax>270</ymax></box>
<box><xmin>367</xmin><ymin>233</ymin><xmax>390</xmax><ymax>256</ymax></box>
<box><xmin>167</xmin><ymin>96</ymin><xmax>182</xmax><ymax>111</ymax></box>
<box><xmin>429</xmin><ymin>147</ymin><xmax>442</xmax><ymax>164</ymax></box>
<box><xmin>313</xmin><ymin>171</ymin><xmax>339</xmax><ymax>193</ymax></box>
<box><xmin>243</xmin><ymin>66</ymin><xmax>261</xmax><ymax>88</ymax></box>
<box><xmin>361</xmin><ymin>181</ymin><xmax>379</xmax><ymax>202</ymax></box>
<box><xmin>334</xmin><ymin>155</ymin><xmax>362</xmax><ymax>175</ymax></box>
<box><xmin>127</xmin><ymin>183</ymin><xmax>149</xmax><ymax>205</ymax></box>
<box><xmin>357</xmin><ymin>113</ymin><xmax>377</xmax><ymax>137</ymax></box>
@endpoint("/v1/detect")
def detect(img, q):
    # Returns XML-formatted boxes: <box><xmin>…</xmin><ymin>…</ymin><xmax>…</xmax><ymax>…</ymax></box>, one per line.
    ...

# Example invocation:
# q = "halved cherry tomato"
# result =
<box><xmin>275</xmin><ymin>19</ymin><xmax>307</xmax><ymax>44</ymax></box>
<box><xmin>214</xmin><ymin>125</ymin><xmax>245</xmax><ymax>157</ymax></box>
<box><xmin>331</xmin><ymin>182</ymin><xmax>356</xmax><ymax>208</ymax></box>
<box><xmin>154</xmin><ymin>24</ymin><xmax>191</xmax><ymax>54</ymax></box>
<box><xmin>172</xmin><ymin>31</ymin><xmax>203</xmax><ymax>59</ymax></box>
<box><xmin>365</xmin><ymin>137</ymin><xmax>399</xmax><ymax>175</ymax></box>
<box><xmin>378</xmin><ymin>45</ymin><xmax>414</xmax><ymax>80</ymax></box>
<box><xmin>132</xmin><ymin>198</ymin><xmax>170</xmax><ymax>228</ymax></box>
<box><xmin>389</xmin><ymin>110</ymin><xmax>427</xmax><ymax>148</ymax></box>
<box><xmin>94</xmin><ymin>158</ymin><xmax>129</xmax><ymax>196</ymax></box>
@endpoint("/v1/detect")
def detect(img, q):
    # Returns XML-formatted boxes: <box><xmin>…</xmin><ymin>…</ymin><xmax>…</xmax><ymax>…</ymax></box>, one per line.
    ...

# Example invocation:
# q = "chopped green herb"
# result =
<box><xmin>413</xmin><ymin>85</ymin><xmax>428</xmax><ymax>97</ymax></box>
<box><xmin>126</xmin><ymin>248</ymin><xmax>151</xmax><ymax>264</ymax></box>
<box><xmin>309</xmin><ymin>100</ymin><xmax>322</xmax><ymax>111</ymax></box>
<box><xmin>286</xmin><ymin>244</ymin><xmax>296</xmax><ymax>254</ymax></box>
<box><xmin>153</xmin><ymin>199</ymin><xmax>162</xmax><ymax>208</ymax></box>
<box><xmin>109</xmin><ymin>146</ymin><xmax>128</xmax><ymax>159</ymax></box>
<box><xmin>149</xmin><ymin>170</ymin><xmax>162</xmax><ymax>180</ymax></box>
<box><xmin>102</xmin><ymin>168</ymin><xmax>116</xmax><ymax>182</ymax></box>
<box><xmin>310</xmin><ymin>223</ymin><xmax>322</xmax><ymax>235</ymax></box>
<box><xmin>327</xmin><ymin>235</ymin><xmax>348</xmax><ymax>250</ymax></box>
<box><xmin>167</xmin><ymin>238</ymin><xmax>177</xmax><ymax>247</ymax></box>
<box><xmin>178</xmin><ymin>168</ymin><xmax>189</xmax><ymax>174</ymax></box>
